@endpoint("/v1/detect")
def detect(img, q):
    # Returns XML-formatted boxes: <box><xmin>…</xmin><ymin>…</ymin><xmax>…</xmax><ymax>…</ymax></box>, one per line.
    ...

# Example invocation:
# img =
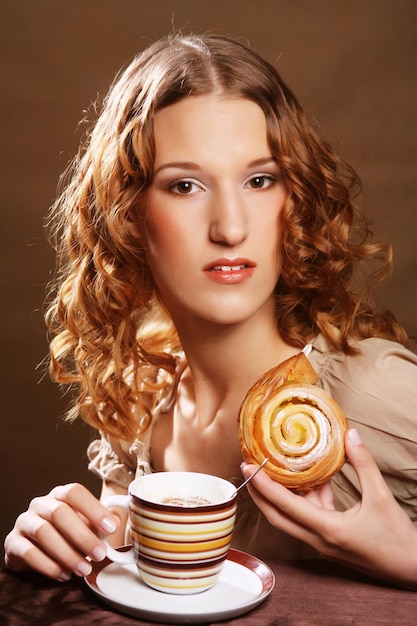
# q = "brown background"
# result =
<box><xmin>1</xmin><ymin>0</ymin><xmax>416</xmax><ymax>558</ymax></box>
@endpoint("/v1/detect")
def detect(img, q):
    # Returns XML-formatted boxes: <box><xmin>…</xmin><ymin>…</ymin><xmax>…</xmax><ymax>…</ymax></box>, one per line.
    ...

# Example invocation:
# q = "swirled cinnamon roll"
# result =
<box><xmin>239</xmin><ymin>353</ymin><xmax>347</xmax><ymax>490</ymax></box>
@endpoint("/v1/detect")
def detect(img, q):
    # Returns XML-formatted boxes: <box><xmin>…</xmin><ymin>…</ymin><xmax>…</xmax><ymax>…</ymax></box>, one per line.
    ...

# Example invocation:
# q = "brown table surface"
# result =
<box><xmin>1</xmin><ymin>559</ymin><xmax>416</xmax><ymax>625</ymax></box>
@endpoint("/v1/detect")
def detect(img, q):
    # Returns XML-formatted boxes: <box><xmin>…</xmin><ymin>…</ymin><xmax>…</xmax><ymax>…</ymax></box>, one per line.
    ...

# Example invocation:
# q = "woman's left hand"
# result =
<box><xmin>243</xmin><ymin>427</ymin><xmax>417</xmax><ymax>590</ymax></box>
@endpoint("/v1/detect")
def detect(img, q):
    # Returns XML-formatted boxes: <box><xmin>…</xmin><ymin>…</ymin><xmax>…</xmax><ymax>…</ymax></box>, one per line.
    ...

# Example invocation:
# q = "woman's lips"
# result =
<box><xmin>203</xmin><ymin>259</ymin><xmax>256</xmax><ymax>284</ymax></box>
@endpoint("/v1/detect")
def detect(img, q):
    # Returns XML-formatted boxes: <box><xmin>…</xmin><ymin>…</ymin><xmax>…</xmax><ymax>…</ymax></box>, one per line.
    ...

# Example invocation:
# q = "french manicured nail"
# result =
<box><xmin>76</xmin><ymin>560</ymin><xmax>92</xmax><ymax>577</ymax></box>
<box><xmin>58</xmin><ymin>571</ymin><xmax>72</xmax><ymax>582</ymax></box>
<box><xmin>349</xmin><ymin>428</ymin><xmax>363</xmax><ymax>446</ymax></box>
<box><xmin>91</xmin><ymin>545</ymin><xmax>106</xmax><ymax>562</ymax></box>
<box><xmin>101</xmin><ymin>517</ymin><xmax>117</xmax><ymax>533</ymax></box>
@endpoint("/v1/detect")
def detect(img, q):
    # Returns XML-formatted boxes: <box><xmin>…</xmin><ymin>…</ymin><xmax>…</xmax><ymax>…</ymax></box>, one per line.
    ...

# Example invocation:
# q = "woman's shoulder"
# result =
<box><xmin>309</xmin><ymin>333</ymin><xmax>417</xmax><ymax>434</ymax></box>
<box><xmin>310</xmin><ymin>333</ymin><xmax>417</xmax><ymax>379</ymax></box>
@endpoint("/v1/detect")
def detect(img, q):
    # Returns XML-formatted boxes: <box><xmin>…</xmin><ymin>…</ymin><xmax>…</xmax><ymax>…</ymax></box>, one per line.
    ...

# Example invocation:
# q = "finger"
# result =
<box><xmin>50</xmin><ymin>483</ymin><xmax>118</xmax><ymax>535</ymax></box>
<box><xmin>5</xmin><ymin>484</ymin><xmax>119</xmax><ymax>581</ymax></box>
<box><xmin>14</xmin><ymin>508</ymin><xmax>100</xmax><ymax>577</ymax></box>
<box><xmin>303</xmin><ymin>481</ymin><xmax>335</xmax><ymax>511</ymax></box>
<box><xmin>344</xmin><ymin>428</ymin><xmax>390</xmax><ymax>501</ymax></box>
<box><xmin>4</xmin><ymin>531</ymin><xmax>72</xmax><ymax>582</ymax></box>
<box><xmin>244</xmin><ymin>469</ymin><xmax>321</xmax><ymax>544</ymax></box>
<box><xmin>27</xmin><ymin>495</ymin><xmax>110</xmax><ymax>565</ymax></box>
<box><xmin>245</xmin><ymin>464</ymin><xmax>339</xmax><ymax>538</ymax></box>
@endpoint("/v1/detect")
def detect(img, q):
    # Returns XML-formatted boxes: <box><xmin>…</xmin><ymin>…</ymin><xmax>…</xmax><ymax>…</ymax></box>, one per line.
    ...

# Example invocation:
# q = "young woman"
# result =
<box><xmin>5</xmin><ymin>33</ymin><xmax>417</xmax><ymax>589</ymax></box>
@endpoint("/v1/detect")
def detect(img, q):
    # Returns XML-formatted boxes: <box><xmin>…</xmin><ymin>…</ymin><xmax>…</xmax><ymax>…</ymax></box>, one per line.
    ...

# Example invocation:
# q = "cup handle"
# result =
<box><xmin>100</xmin><ymin>494</ymin><xmax>135</xmax><ymax>564</ymax></box>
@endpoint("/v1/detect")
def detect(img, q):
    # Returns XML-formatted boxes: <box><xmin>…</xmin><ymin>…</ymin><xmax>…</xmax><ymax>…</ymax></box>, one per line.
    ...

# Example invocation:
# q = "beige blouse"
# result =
<box><xmin>87</xmin><ymin>334</ymin><xmax>417</xmax><ymax>561</ymax></box>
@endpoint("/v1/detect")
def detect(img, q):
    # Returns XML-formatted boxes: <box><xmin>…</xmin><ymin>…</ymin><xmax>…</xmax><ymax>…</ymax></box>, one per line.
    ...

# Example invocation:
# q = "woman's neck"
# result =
<box><xmin>172</xmin><ymin>311</ymin><xmax>300</xmax><ymax>426</ymax></box>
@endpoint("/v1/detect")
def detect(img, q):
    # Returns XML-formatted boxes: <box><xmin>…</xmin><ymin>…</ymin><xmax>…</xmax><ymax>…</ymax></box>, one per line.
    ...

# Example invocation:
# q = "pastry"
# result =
<box><xmin>239</xmin><ymin>352</ymin><xmax>347</xmax><ymax>490</ymax></box>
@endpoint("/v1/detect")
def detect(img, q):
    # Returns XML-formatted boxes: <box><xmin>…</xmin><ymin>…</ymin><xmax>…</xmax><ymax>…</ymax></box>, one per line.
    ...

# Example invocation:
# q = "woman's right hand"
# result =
<box><xmin>3</xmin><ymin>483</ymin><xmax>120</xmax><ymax>581</ymax></box>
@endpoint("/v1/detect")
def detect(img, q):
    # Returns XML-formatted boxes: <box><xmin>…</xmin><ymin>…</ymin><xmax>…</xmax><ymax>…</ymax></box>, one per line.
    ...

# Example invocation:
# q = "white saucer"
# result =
<box><xmin>85</xmin><ymin>547</ymin><xmax>275</xmax><ymax>623</ymax></box>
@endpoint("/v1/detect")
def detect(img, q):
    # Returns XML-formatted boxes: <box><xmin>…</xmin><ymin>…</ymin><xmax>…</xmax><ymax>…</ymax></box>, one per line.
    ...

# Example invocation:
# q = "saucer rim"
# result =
<box><xmin>85</xmin><ymin>546</ymin><xmax>275</xmax><ymax>623</ymax></box>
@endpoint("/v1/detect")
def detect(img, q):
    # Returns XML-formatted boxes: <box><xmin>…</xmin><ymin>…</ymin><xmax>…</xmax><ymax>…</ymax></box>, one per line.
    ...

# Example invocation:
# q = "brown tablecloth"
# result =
<box><xmin>1</xmin><ymin>560</ymin><xmax>416</xmax><ymax>625</ymax></box>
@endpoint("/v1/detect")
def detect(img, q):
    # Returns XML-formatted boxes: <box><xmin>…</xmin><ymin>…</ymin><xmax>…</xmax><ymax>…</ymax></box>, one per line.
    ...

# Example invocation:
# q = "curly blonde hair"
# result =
<box><xmin>45</xmin><ymin>33</ymin><xmax>408</xmax><ymax>441</ymax></box>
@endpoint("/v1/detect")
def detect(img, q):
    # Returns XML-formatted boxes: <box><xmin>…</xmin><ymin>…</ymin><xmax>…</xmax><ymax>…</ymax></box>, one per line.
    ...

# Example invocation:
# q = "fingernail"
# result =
<box><xmin>101</xmin><ymin>517</ymin><xmax>117</xmax><ymax>534</ymax></box>
<box><xmin>76</xmin><ymin>560</ymin><xmax>92</xmax><ymax>577</ymax></box>
<box><xmin>349</xmin><ymin>428</ymin><xmax>363</xmax><ymax>447</ymax></box>
<box><xmin>91</xmin><ymin>545</ymin><xmax>107</xmax><ymax>562</ymax></box>
<box><xmin>58</xmin><ymin>571</ymin><xmax>72</xmax><ymax>582</ymax></box>
<box><xmin>240</xmin><ymin>462</ymin><xmax>249</xmax><ymax>476</ymax></box>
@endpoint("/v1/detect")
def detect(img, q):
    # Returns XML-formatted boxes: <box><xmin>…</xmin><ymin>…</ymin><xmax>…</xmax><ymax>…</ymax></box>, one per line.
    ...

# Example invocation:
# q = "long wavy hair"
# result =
<box><xmin>45</xmin><ymin>33</ymin><xmax>408</xmax><ymax>441</ymax></box>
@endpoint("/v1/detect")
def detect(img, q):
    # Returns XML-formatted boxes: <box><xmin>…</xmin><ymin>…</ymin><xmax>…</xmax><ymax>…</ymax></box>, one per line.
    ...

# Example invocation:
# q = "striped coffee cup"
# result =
<box><xmin>102</xmin><ymin>472</ymin><xmax>237</xmax><ymax>594</ymax></box>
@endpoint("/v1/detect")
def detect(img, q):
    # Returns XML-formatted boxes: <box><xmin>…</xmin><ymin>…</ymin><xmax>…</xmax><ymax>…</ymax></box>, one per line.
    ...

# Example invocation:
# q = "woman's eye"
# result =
<box><xmin>246</xmin><ymin>175</ymin><xmax>275</xmax><ymax>189</ymax></box>
<box><xmin>169</xmin><ymin>180</ymin><xmax>201</xmax><ymax>195</ymax></box>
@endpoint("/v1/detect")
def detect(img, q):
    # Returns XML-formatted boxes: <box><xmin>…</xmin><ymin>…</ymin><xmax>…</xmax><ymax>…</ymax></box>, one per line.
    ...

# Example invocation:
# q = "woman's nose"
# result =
<box><xmin>208</xmin><ymin>188</ymin><xmax>248</xmax><ymax>246</ymax></box>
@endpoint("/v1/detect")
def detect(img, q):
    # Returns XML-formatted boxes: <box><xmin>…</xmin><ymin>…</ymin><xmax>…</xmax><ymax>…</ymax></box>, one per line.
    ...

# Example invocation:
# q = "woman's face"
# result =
<box><xmin>143</xmin><ymin>94</ymin><xmax>287</xmax><ymax>329</ymax></box>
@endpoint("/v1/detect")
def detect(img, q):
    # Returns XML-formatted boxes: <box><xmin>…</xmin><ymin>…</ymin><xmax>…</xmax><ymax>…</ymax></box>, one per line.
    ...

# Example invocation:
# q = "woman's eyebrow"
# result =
<box><xmin>154</xmin><ymin>157</ymin><xmax>277</xmax><ymax>175</ymax></box>
<box><xmin>246</xmin><ymin>157</ymin><xmax>277</xmax><ymax>168</ymax></box>
<box><xmin>154</xmin><ymin>162</ymin><xmax>201</xmax><ymax>175</ymax></box>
